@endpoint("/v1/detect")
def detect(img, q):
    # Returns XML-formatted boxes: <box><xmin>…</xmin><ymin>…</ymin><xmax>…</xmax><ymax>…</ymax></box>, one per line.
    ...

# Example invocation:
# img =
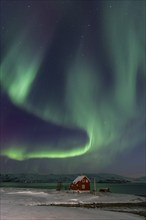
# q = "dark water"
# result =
<box><xmin>92</xmin><ymin>183</ymin><xmax>146</xmax><ymax>196</ymax></box>
<box><xmin>1</xmin><ymin>182</ymin><xmax>146</xmax><ymax>196</ymax></box>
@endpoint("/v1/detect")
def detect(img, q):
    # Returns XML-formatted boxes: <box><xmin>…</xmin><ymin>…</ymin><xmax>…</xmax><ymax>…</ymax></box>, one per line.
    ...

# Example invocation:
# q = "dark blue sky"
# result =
<box><xmin>0</xmin><ymin>0</ymin><xmax>145</xmax><ymax>177</ymax></box>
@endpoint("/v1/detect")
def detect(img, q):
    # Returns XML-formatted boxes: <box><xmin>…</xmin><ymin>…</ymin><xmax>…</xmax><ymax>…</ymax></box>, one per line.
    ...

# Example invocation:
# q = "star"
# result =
<box><xmin>27</xmin><ymin>4</ymin><xmax>31</xmax><ymax>8</ymax></box>
<box><xmin>80</xmin><ymin>35</ymin><xmax>85</xmax><ymax>39</ymax></box>
<box><xmin>109</xmin><ymin>4</ymin><xmax>112</xmax><ymax>9</ymax></box>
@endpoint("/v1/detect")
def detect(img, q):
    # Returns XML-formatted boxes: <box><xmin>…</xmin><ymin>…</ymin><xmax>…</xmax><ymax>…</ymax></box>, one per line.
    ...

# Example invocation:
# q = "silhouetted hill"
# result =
<box><xmin>0</xmin><ymin>173</ymin><xmax>145</xmax><ymax>183</ymax></box>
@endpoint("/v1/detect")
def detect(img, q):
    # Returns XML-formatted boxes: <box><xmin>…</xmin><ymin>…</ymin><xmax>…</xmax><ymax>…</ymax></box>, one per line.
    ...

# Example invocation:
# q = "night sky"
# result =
<box><xmin>0</xmin><ymin>0</ymin><xmax>145</xmax><ymax>177</ymax></box>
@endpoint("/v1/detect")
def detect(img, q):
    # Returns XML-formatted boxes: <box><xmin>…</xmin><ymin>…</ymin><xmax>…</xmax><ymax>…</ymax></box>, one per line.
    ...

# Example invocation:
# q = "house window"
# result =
<box><xmin>86</xmin><ymin>180</ymin><xmax>88</xmax><ymax>183</ymax></box>
<box><xmin>82</xmin><ymin>184</ymin><xmax>85</xmax><ymax>189</ymax></box>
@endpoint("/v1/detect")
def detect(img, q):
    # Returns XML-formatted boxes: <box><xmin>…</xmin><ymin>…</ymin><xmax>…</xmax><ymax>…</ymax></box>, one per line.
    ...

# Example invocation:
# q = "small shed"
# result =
<box><xmin>99</xmin><ymin>188</ymin><xmax>110</xmax><ymax>192</ymax></box>
<box><xmin>69</xmin><ymin>175</ymin><xmax>90</xmax><ymax>191</ymax></box>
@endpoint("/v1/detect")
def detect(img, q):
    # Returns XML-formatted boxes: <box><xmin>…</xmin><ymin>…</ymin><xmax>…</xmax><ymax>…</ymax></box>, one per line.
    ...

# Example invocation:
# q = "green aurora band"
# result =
<box><xmin>0</xmin><ymin>1</ymin><xmax>145</xmax><ymax>161</ymax></box>
<box><xmin>1</xmin><ymin>133</ymin><xmax>93</xmax><ymax>161</ymax></box>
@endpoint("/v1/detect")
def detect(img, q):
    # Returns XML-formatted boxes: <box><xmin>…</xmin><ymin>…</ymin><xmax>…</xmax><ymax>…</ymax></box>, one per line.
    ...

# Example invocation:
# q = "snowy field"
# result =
<box><xmin>1</xmin><ymin>188</ymin><xmax>146</xmax><ymax>220</ymax></box>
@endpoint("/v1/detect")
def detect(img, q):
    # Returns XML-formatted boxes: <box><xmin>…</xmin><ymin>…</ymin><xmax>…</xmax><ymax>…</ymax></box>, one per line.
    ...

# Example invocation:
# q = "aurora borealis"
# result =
<box><xmin>0</xmin><ymin>0</ymin><xmax>145</xmax><ymax>176</ymax></box>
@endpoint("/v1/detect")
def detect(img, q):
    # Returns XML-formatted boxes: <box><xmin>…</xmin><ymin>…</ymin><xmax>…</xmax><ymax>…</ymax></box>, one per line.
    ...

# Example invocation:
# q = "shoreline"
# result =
<box><xmin>38</xmin><ymin>201</ymin><xmax>146</xmax><ymax>208</ymax></box>
<box><xmin>38</xmin><ymin>202</ymin><xmax>146</xmax><ymax>217</ymax></box>
<box><xmin>1</xmin><ymin>187</ymin><xmax>146</xmax><ymax>219</ymax></box>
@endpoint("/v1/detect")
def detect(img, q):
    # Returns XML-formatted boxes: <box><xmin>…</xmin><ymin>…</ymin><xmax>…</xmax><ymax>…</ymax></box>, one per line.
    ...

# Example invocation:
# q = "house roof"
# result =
<box><xmin>73</xmin><ymin>175</ymin><xmax>90</xmax><ymax>184</ymax></box>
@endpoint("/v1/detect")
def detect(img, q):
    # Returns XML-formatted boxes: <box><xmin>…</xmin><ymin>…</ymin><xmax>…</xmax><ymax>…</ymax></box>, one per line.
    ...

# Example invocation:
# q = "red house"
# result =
<box><xmin>69</xmin><ymin>175</ymin><xmax>90</xmax><ymax>192</ymax></box>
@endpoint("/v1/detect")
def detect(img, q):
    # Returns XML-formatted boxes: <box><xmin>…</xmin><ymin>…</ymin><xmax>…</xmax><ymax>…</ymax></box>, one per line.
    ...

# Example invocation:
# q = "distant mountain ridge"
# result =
<box><xmin>134</xmin><ymin>176</ymin><xmax>146</xmax><ymax>183</ymax></box>
<box><xmin>0</xmin><ymin>173</ymin><xmax>146</xmax><ymax>183</ymax></box>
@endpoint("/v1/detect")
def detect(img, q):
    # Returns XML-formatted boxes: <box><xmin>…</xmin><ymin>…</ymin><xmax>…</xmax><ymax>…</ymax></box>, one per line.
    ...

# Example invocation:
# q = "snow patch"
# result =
<box><xmin>7</xmin><ymin>190</ymin><xmax>48</xmax><ymax>196</ymax></box>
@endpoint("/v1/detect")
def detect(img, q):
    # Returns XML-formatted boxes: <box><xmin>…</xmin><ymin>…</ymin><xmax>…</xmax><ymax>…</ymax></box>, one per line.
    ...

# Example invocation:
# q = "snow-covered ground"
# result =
<box><xmin>1</xmin><ymin>188</ymin><xmax>145</xmax><ymax>220</ymax></box>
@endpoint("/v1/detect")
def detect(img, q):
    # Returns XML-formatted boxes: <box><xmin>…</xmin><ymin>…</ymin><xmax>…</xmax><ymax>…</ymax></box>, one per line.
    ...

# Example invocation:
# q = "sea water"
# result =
<box><xmin>1</xmin><ymin>182</ymin><xmax>146</xmax><ymax>196</ymax></box>
<box><xmin>93</xmin><ymin>183</ymin><xmax>146</xmax><ymax>196</ymax></box>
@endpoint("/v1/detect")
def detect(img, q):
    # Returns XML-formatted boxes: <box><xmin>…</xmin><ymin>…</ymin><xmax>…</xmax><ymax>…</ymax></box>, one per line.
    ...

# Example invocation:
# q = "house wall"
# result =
<box><xmin>70</xmin><ymin>177</ymin><xmax>90</xmax><ymax>191</ymax></box>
